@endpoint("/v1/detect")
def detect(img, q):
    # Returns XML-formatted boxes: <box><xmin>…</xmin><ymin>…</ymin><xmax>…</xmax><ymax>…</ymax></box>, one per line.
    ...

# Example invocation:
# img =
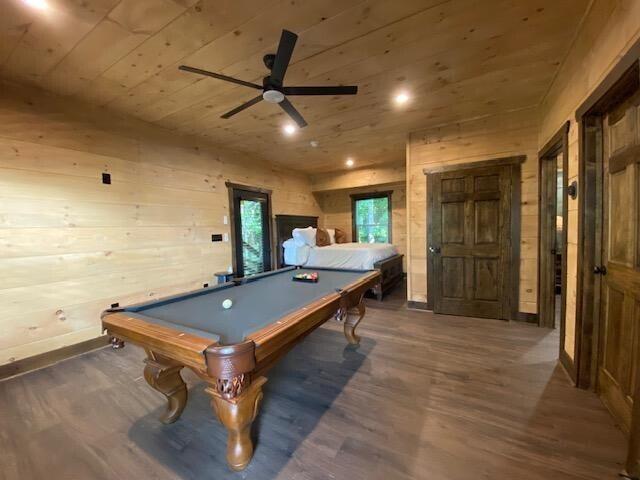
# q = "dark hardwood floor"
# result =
<box><xmin>0</xmin><ymin>284</ymin><xmax>626</xmax><ymax>479</ymax></box>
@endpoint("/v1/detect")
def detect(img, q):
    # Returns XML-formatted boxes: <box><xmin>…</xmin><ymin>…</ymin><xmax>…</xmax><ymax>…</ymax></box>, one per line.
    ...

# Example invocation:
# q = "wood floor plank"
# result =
<box><xmin>0</xmin><ymin>284</ymin><xmax>626</xmax><ymax>479</ymax></box>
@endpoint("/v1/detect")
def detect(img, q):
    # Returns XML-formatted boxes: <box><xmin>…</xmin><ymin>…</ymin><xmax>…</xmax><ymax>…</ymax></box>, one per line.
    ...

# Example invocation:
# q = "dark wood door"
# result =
<box><xmin>539</xmin><ymin>157</ymin><xmax>560</xmax><ymax>327</ymax></box>
<box><xmin>231</xmin><ymin>188</ymin><xmax>272</xmax><ymax>277</ymax></box>
<box><xmin>427</xmin><ymin>162</ymin><xmax>519</xmax><ymax>320</ymax></box>
<box><xmin>598</xmin><ymin>90</ymin><xmax>640</xmax><ymax>436</ymax></box>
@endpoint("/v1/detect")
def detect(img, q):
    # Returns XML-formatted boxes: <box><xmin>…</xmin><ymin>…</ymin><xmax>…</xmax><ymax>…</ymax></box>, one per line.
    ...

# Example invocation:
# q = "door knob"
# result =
<box><xmin>428</xmin><ymin>246</ymin><xmax>441</xmax><ymax>254</ymax></box>
<box><xmin>593</xmin><ymin>265</ymin><xmax>607</xmax><ymax>275</ymax></box>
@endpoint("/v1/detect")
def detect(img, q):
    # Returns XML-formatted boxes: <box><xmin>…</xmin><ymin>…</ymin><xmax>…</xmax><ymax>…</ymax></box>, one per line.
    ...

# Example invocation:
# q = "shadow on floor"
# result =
<box><xmin>128</xmin><ymin>328</ymin><xmax>375</xmax><ymax>479</ymax></box>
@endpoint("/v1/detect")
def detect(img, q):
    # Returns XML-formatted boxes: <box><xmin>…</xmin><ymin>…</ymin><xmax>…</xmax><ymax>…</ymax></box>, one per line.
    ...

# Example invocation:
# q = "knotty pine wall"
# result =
<box><xmin>538</xmin><ymin>0</ymin><xmax>640</xmax><ymax>360</ymax></box>
<box><xmin>0</xmin><ymin>82</ymin><xmax>321</xmax><ymax>366</ymax></box>
<box><xmin>315</xmin><ymin>184</ymin><xmax>407</xmax><ymax>269</ymax></box>
<box><xmin>406</xmin><ymin>107</ymin><xmax>539</xmax><ymax>314</ymax></box>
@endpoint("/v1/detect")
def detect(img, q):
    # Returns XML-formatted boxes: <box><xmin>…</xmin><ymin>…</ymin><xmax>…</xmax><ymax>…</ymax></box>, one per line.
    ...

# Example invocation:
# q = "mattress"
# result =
<box><xmin>284</xmin><ymin>241</ymin><xmax>398</xmax><ymax>270</ymax></box>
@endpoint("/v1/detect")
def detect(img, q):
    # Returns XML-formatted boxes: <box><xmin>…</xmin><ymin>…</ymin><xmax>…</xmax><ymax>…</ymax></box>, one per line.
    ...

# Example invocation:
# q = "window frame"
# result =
<box><xmin>226</xmin><ymin>182</ymin><xmax>273</xmax><ymax>277</ymax></box>
<box><xmin>350</xmin><ymin>191</ymin><xmax>393</xmax><ymax>244</ymax></box>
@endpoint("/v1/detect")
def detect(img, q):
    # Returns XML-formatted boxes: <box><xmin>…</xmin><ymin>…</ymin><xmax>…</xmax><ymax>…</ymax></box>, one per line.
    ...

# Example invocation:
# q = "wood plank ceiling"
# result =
<box><xmin>0</xmin><ymin>0</ymin><xmax>590</xmax><ymax>173</ymax></box>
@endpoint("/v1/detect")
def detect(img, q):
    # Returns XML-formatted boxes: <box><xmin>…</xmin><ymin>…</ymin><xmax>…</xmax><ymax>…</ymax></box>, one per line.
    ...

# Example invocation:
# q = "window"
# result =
<box><xmin>351</xmin><ymin>191</ymin><xmax>392</xmax><ymax>244</ymax></box>
<box><xmin>227</xmin><ymin>183</ymin><xmax>273</xmax><ymax>277</ymax></box>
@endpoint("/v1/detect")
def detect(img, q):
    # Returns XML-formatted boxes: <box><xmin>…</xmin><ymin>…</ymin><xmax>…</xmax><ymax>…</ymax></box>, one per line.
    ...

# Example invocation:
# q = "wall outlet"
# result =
<box><xmin>223</xmin><ymin>233</ymin><xmax>229</xmax><ymax>242</ymax></box>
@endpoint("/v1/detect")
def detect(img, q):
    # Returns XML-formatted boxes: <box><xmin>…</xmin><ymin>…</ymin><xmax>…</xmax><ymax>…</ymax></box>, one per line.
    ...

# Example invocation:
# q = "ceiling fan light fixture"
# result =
<box><xmin>283</xmin><ymin>124</ymin><xmax>297</xmax><ymax>136</ymax></box>
<box><xmin>263</xmin><ymin>89</ymin><xmax>285</xmax><ymax>103</ymax></box>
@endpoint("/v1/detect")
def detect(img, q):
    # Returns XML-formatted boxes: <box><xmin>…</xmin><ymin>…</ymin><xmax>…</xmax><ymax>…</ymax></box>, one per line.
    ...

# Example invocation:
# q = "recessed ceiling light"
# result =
<box><xmin>394</xmin><ymin>91</ymin><xmax>410</xmax><ymax>105</ymax></box>
<box><xmin>310</xmin><ymin>140</ymin><xmax>319</xmax><ymax>148</ymax></box>
<box><xmin>283</xmin><ymin>124</ymin><xmax>296</xmax><ymax>136</ymax></box>
<box><xmin>346</xmin><ymin>158</ymin><xmax>354</xmax><ymax>167</ymax></box>
<box><xmin>23</xmin><ymin>0</ymin><xmax>49</xmax><ymax>10</ymax></box>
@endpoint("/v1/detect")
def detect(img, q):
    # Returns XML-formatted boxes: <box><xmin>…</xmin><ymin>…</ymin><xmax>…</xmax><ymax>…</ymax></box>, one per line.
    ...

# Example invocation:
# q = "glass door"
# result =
<box><xmin>231</xmin><ymin>188</ymin><xmax>272</xmax><ymax>277</ymax></box>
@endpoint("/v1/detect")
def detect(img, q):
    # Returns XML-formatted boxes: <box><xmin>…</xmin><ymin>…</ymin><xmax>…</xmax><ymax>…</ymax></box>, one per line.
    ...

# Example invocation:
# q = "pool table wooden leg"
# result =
<box><xmin>206</xmin><ymin>376</ymin><xmax>267</xmax><ymax>471</ymax></box>
<box><xmin>143</xmin><ymin>350</ymin><xmax>188</xmax><ymax>424</ymax></box>
<box><xmin>344</xmin><ymin>297</ymin><xmax>365</xmax><ymax>345</ymax></box>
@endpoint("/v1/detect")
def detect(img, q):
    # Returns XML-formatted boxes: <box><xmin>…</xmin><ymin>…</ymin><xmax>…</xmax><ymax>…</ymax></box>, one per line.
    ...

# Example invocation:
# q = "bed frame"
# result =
<box><xmin>274</xmin><ymin>214</ymin><xmax>403</xmax><ymax>301</ymax></box>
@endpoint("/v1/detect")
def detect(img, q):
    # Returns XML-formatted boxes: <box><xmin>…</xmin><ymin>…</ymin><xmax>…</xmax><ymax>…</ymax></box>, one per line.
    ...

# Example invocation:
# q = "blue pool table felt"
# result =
<box><xmin>123</xmin><ymin>268</ymin><xmax>370</xmax><ymax>344</ymax></box>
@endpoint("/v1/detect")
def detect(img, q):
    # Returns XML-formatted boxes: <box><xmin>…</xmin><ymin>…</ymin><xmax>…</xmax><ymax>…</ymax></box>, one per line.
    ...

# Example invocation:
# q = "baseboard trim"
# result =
<box><xmin>0</xmin><ymin>335</ymin><xmax>109</xmax><ymax>381</ymax></box>
<box><xmin>407</xmin><ymin>300</ymin><xmax>430</xmax><ymax>311</ymax></box>
<box><xmin>516</xmin><ymin>312</ymin><xmax>538</xmax><ymax>323</ymax></box>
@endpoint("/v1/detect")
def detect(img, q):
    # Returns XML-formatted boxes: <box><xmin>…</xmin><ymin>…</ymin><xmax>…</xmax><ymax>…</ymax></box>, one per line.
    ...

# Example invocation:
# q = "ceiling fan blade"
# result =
<box><xmin>270</xmin><ymin>30</ymin><xmax>297</xmax><ymax>85</ymax></box>
<box><xmin>179</xmin><ymin>65</ymin><xmax>262</xmax><ymax>90</ymax></box>
<box><xmin>282</xmin><ymin>85</ymin><xmax>358</xmax><ymax>96</ymax></box>
<box><xmin>279</xmin><ymin>97</ymin><xmax>307</xmax><ymax>128</ymax></box>
<box><xmin>220</xmin><ymin>95</ymin><xmax>264</xmax><ymax>119</ymax></box>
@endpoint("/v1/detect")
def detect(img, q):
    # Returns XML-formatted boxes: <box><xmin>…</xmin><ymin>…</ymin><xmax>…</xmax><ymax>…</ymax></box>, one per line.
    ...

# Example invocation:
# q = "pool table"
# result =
<box><xmin>101</xmin><ymin>266</ymin><xmax>380</xmax><ymax>471</ymax></box>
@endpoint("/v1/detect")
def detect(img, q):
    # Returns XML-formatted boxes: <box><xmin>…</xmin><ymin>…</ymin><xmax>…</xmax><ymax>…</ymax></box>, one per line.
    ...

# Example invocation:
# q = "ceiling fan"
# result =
<box><xmin>178</xmin><ymin>29</ymin><xmax>358</xmax><ymax>128</ymax></box>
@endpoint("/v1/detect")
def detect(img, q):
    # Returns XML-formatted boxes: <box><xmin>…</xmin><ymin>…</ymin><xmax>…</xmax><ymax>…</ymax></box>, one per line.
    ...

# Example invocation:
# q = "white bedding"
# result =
<box><xmin>283</xmin><ymin>240</ymin><xmax>398</xmax><ymax>270</ymax></box>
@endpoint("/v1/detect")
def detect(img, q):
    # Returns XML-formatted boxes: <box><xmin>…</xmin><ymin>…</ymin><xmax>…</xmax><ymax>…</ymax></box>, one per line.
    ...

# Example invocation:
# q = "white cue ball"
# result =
<box><xmin>222</xmin><ymin>299</ymin><xmax>233</xmax><ymax>309</ymax></box>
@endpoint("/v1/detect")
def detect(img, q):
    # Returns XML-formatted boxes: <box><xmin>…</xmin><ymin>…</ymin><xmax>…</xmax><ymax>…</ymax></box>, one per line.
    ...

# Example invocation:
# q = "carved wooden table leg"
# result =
<box><xmin>143</xmin><ymin>350</ymin><xmax>188</xmax><ymax>424</ymax></box>
<box><xmin>205</xmin><ymin>376</ymin><xmax>267</xmax><ymax>471</ymax></box>
<box><xmin>344</xmin><ymin>296</ymin><xmax>365</xmax><ymax>345</ymax></box>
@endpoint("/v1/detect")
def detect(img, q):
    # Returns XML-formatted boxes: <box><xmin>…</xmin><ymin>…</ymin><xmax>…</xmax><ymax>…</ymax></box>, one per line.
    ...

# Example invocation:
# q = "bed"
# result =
<box><xmin>275</xmin><ymin>214</ymin><xmax>403</xmax><ymax>301</ymax></box>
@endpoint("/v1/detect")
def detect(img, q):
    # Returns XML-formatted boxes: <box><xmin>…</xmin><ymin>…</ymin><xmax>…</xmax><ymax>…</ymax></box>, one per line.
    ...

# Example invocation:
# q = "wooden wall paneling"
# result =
<box><xmin>310</xmin><ymin>162</ymin><xmax>405</xmax><ymax>192</ymax></box>
<box><xmin>0</xmin><ymin>82</ymin><xmax>321</xmax><ymax>367</ymax></box>
<box><xmin>1</xmin><ymin>0</ymin><xmax>590</xmax><ymax>173</ymax></box>
<box><xmin>406</xmin><ymin>107</ymin><xmax>539</xmax><ymax>312</ymax></box>
<box><xmin>538</xmin><ymin>5</ymin><xmax>640</xmax><ymax>473</ymax></box>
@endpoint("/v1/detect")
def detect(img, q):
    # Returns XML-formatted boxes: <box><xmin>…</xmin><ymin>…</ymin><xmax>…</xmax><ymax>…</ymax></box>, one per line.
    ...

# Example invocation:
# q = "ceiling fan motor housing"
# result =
<box><xmin>263</xmin><ymin>53</ymin><xmax>276</xmax><ymax>71</ymax></box>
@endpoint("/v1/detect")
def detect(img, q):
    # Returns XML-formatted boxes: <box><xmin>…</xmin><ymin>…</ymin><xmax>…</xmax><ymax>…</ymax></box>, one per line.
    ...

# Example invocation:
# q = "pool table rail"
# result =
<box><xmin>101</xmin><ymin>310</ymin><xmax>213</xmax><ymax>371</ymax></box>
<box><xmin>249</xmin><ymin>270</ymin><xmax>379</xmax><ymax>365</ymax></box>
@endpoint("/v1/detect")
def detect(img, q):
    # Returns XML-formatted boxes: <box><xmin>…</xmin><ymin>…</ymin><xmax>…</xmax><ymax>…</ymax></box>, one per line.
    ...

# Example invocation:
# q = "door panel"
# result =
<box><xmin>609</xmin><ymin>168</ymin><xmax>635</xmax><ymax>264</ymax></box>
<box><xmin>442</xmin><ymin>202</ymin><xmax>465</xmax><ymax>244</ymax></box>
<box><xmin>474</xmin><ymin>174</ymin><xmax>499</xmax><ymax>192</ymax></box>
<box><xmin>598</xmin><ymin>93</ymin><xmax>640</xmax><ymax>433</ymax></box>
<box><xmin>442</xmin><ymin>257</ymin><xmax>465</xmax><ymax>298</ymax></box>
<box><xmin>442</xmin><ymin>177</ymin><xmax>465</xmax><ymax>193</ymax></box>
<box><xmin>429</xmin><ymin>163</ymin><xmax>516</xmax><ymax>319</ymax></box>
<box><xmin>474</xmin><ymin>258</ymin><xmax>499</xmax><ymax>300</ymax></box>
<box><xmin>475</xmin><ymin>200</ymin><xmax>500</xmax><ymax>244</ymax></box>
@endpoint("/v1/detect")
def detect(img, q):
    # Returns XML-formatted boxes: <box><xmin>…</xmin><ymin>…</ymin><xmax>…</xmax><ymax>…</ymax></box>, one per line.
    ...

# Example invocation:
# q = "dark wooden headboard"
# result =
<box><xmin>275</xmin><ymin>214</ymin><xmax>318</xmax><ymax>267</ymax></box>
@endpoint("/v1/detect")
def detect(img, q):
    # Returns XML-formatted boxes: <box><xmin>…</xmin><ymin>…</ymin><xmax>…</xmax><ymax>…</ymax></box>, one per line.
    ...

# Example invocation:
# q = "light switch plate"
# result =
<box><xmin>223</xmin><ymin>215</ymin><xmax>228</xmax><ymax>225</ymax></box>
<box><xmin>223</xmin><ymin>233</ymin><xmax>229</xmax><ymax>242</ymax></box>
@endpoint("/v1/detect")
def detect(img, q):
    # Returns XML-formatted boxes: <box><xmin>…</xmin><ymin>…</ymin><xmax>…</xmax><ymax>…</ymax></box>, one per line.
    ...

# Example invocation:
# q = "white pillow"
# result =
<box><xmin>326</xmin><ymin>228</ymin><xmax>336</xmax><ymax>244</ymax></box>
<box><xmin>292</xmin><ymin>226</ymin><xmax>316</xmax><ymax>247</ymax></box>
<box><xmin>283</xmin><ymin>239</ymin><xmax>311</xmax><ymax>265</ymax></box>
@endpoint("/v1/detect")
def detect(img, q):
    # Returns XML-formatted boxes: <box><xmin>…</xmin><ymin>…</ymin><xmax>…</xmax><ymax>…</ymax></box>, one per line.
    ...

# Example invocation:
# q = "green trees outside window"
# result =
<box><xmin>352</xmin><ymin>193</ymin><xmax>391</xmax><ymax>243</ymax></box>
<box><xmin>240</xmin><ymin>199</ymin><xmax>266</xmax><ymax>275</ymax></box>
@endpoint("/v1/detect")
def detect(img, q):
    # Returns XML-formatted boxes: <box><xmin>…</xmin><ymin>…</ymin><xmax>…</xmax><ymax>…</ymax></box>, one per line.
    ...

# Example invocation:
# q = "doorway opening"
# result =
<box><xmin>226</xmin><ymin>182</ymin><xmax>273</xmax><ymax>278</ymax></box>
<box><xmin>537</xmin><ymin>122</ymin><xmax>572</xmax><ymax>379</ymax></box>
